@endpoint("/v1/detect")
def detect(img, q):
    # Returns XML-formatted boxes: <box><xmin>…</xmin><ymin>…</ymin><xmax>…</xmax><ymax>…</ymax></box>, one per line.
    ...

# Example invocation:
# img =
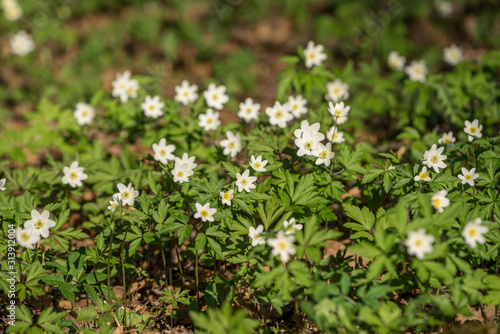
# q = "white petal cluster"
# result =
<box><xmin>174</xmin><ymin>80</ymin><xmax>199</xmax><ymax>105</ymax></box>
<box><xmin>171</xmin><ymin>153</ymin><xmax>197</xmax><ymax>184</ymax></box>
<box><xmin>220</xmin><ymin>131</ymin><xmax>242</xmax><ymax>157</ymax></box>
<box><xmin>464</xmin><ymin>119</ymin><xmax>483</xmax><ymax>142</ymax></box>
<box><xmin>326</xmin><ymin>126</ymin><xmax>345</xmax><ymax>144</ymax></box>
<box><xmin>249</xmin><ymin>155</ymin><xmax>268</xmax><ymax>172</ymax></box>
<box><xmin>237</xmin><ymin>98</ymin><xmax>260</xmax><ymax>122</ymax></box>
<box><xmin>288</xmin><ymin>95</ymin><xmax>308</xmax><ymax>119</ymax></box>
<box><xmin>405</xmin><ymin>228</ymin><xmax>434</xmax><ymax>259</ymax></box>
<box><xmin>235</xmin><ymin>169</ymin><xmax>257</xmax><ymax>193</ymax></box>
<box><xmin>458</xmin><ymin>167</ymin><xmax>479</xmax><ymax>187</ymax></box>
<box><xmin>431</xmin><ymin>190</ymin><xmax>450</xmax><ymax>213</ymax></box>
<box><xmin>443</xmin><ymin>44</ymin><xmax>462</xmax><ymax>66</ymax></box>
<box><xmin>422</xmin><ymin>144</ymin><xmax>447</xmax><ymax>173</ymax></box>
<box><xmin>328</xmin><ymin>101</ymin><xmax>350</xmax><ymax>125</ymax></box>
<box><xmin>198</xmin><ymin>109</ymin><xmax>221</xmax><ymax>132</ymax></box>
<box><xmin>248</xmin><ymin>225</ymin><xmax>266</xmax><ymax>246</ymax></box>
<box><xmin>114</xmin><ymin>183</ymin><xmax>139</xmax><ymax>206</ymax></box>
<box><xmin>17</xmin><ymin>210</ymin><xmax>57</xmax><ymax>249</ymax></box>
<box><xmin>219</xmin><ymin>189</ymin><xmax>234</xmax><ymax>206</ymax></box>
<box><xmin>152</xmin><ymin>138</ymin><xmax>176</xmax><ymax>164</ymax></box>
<box><xmin>141</xmin><ymin>95</ymin><xmax>164</xmax><ymax>119</ymax></box>
<box><xmin>0</xmin><ymin>178</ymin><xmax>6</xmax><ymax>191</ymax></box>
<box><xmin>61</xmin><ymin>161</ymin><xmax>88</xmax><ymax>188</ymax></box>
<box><xmin>294</xmin><ymin>120</ymin><xmax>325</xmax><ymax>157</ymax></box>
<box><xmin>405</xmin><ymin>60</ymin><xmax>427</xmax><ymax>83</ymax></box>
<box><xmin>266</xmin><ymin>101</ymin><xmax>293</xmax><ymax>128</ymax></box>
<box><xmin>462</xmin><ymin>218</ymin><xmax>488</xmax><ymax>248</ymax></box>
<box><xmin>203</xmin><ymin>83</ymin><xmax>229</xmax><ymax>110</ymax></box>
<box><xmin>304</xmin><ymin>41</ymin><xmax>327</xmax><ymax>68</ymax></box>
<box><xmin>194</xmin><ymin>202</ymin><xmax>217</xmax><ymax>222</ymax></box>
<box><xmin>2</xmin><ymin>0</ymin><xmax>23</xmax><ymax>20</ymax></box>
<box><xmin>325</xmin><ymin>79</ymin><xmax>349</xmax><ymax>102</ymax></box>
<box><xmin>283</xmin><ymin>218</ymin><xmax>303</xmax><ymax>236</ymax></box>
<box><xmin>438</xmin><ymin>131</ymin><xmax>455</xmax><ymax>147</ymax></box>
<box><xmin>414</xmin><ymin>166</ymin><xmax>431</xmax><ymax>182</ymax></box>
<box><xmin>111</xmin><ymin>71</ymin><xmax>139</xmax><ymax>103</ymax></box>
<box><xmin>388</xmin><ymin>51</ymin><xmax>406</xmax><ymax>71</ymax></box>
<box><xmin>74</xmin><ymin>102</ymin><xmax>95</xmax><ymax>126</ymax></box>
<box><xmin>10</xmin><ymin>30</ymin><xmax>34</xmax><ymax>56</ymax></box>
<box><xmin>267</xmin><ymin>231</ymin><xmax>296</xmax><ymax>263</ymax></box>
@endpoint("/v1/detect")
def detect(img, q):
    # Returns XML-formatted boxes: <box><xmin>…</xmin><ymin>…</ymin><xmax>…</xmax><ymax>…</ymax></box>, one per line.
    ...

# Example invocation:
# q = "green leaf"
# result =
<box><xmin>60</xmin><ymin>283</ymin><xmax>76</xmax><ymax>303</ymax></box>
<box><xmin>343</xmin><ymin>204</ymin><xmax>375</xmax><ymax>231</ymax></box>
<box><xmin>37</xmin><ymin>307</ymin><xmax>65</xmax><ymax>324</ymax></box>
<box><xmin>85</xmin><ymin>272</ymin><xmax>107</xmax><ymax>285</ymax></box>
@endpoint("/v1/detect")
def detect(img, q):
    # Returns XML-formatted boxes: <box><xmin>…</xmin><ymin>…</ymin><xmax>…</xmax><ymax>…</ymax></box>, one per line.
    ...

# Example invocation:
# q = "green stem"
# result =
<box><xmin>156</xmin><ymin>235</ymin><xmax>169</xmax><ymax>286</ymax></box>
<box><xmin>120</xmin><ymin>227</ymin><xmax>130</xmax><ymax>327</ymax></box>
<box><xmin>107</xmin><ymin>227</ymin><xmax>114</xmax><ymax>301</ymax></box>
<box><xmin>195</xmin><ymin>250</ymin><xmax>199</xmax><ymax>299</ymax></box>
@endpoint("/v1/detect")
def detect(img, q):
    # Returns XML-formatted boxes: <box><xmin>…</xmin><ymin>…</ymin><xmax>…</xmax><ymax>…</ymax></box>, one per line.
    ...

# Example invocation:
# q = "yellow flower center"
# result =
<box><xmin>82</xmin><ymin>111</ymin><xmax>88</xmax><ymax>117</ymax></box>
<box><xmin>254</xmin><ymin>233</ymin><xmax>260</xmax><ymax>239</ymax></box>
<box><xmin>223</xmin><ymin>193</ymin><xmax>230</xmax><ymax>200</ymax></box>
<box><xmin>177</xmin><ymin>171</ymin><xmax>185</xmax><ymax>178</ymax></box>
<box><xmin>333</xmin><ymin>88</ymin><xmax>340</xmax><ymax>94</ymax></box>
<box><xmin>183</xmin><ymin>91</ymin><xmax>189</xmax><ymax>97</ymax></box>
<box><xmin>246</xmin><ymin>108</ymin><xmax>252</xmax><ymax>114</ymax></box>
<box><xmin>334</xmin><ymin>109</ymin><xmax>342</xmax><ymax>116</ymax></box>
<box><xmin>420</xmin><ymin>172</ymin><xmax>427</xmax><ymax>179</ymax></box>
<box><xmin>414</xmin><ymin>67</ymin><xmax>421</xmax><ymax>74</ymax></box>
<box><xmin>149</xmin><ymin>105</ymin><xmax>155</xmax><ymax>110</ymax></box>
<box><xmin>432</xmin><ymin>198</ymin><xmax>441</xmax><ymax>207</ymax></box>
<box><xmin>35</xmin><ymin>219</ymin><xmax>44</xmax><ymax>229</ymax></box>
<box><xmin>275</xmin><ymin>110</ymin><xmax>284</xmax><ymax>118</ymax></box>
<box><xmin>254</xmin><ymin>162</ymin><xmax>261</xmax><ymax>169</ymax></box>
<box><xmin>469</xmin><ymin>127</ymin><xmax>476</xmax><ymax>134</ymax></box>
<box><xmin>241</xmin><ymin>179</ymin><xmax>249</xmax><ymax>186</ymax></box>
<box><xmin>415</xmin><ymin>239</ymin><xmax>422</xmax><ymax>247</ymax></box>
<box><xmin>292</xmin><ymin>104</ymin><xmax>298</xmax><ymax>110</ymax></box>
<box><xmin>160</xmin><ymin>149</ymin><xmax>166</xmax><ymax>156</ymax></box>
<box><xmin>278</xmin><ymin>241</ymin><xmax>287</xmax><ymax>251</ymax></box>
<box><xmin>212</xmin><ymin>94</ymin><xmax>218</xmax><ymax>101</ymax></box>
<box><xmin>21</xmin><ymin>232</ymin><xmax>31</xmax><ymax>242</ymax></box>
<box><xmin>304</xmin><ymin>141</ymin><xmax>313</xmax><ymax>149</ymax></box>
<box><xmin>465</xmin><ymin>174</ymin><xmax>472</xmax><ymax>180</ymax></box>
<box><xmin>127</xmin><ymin>88</ymin><xmax>134</xmax><ymax>95</ymax></box>
<box><xmin>229</xmin><ymin>141</ymin><xmax>235</xmax><ymax>148</ymax></box>
<box><xmin>122</xmin><ymin>191</ymin><xmax>130</xmax><ymax>199</ymax></box>
<box><xmin>431</xmin><ymin>155</ymin><xmax>439</xmax><ymax>164</ymax></box>
<box><xmin>69</xmin><ymin>172</ymin><xmax>78</xmax><ymax>180</ymax></box>
<box><xmin>333</xmin><ymin>133</ymin><xmax>339</xmax><ymax>139</ymax></box>
<box><xmin>444</xmin><ymin>138</ymin><xmax>450</xmax><ymax>143</ymax></box>
<box><xmin>206</xmin><ymin>118</ymin><xmax>213</xmax><ymax>124</ymax></box>
<box><xmin>112</xmin><ymin>203</ymin><xmax>118</xmax><ymax>210</ymax></box>
<box><xmin>319</xmin><ymin>151</ymin><xmax>327</xmax><ymax>159</ymax></box>
<box><xmin>468</xmin><ymin>229</ymin><xmax>476</xmax><ymax>237</ymax></box>
<box><xmin>201</xmin><ymin>210</ymin><xmax>208</xmax><ymax>217</ymax></box>
<box><xmin>287</xmin><ymin>227</ymin><xmax>295</xmax><ymax>234</ymax></box>
<box><xmin>309</xmin><ymin>52</ymin><xmax>316</xmax><ymax>60</ymax></box>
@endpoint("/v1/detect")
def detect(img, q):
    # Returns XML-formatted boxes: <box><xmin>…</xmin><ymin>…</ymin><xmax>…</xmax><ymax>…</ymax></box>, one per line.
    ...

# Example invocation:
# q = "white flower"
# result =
<box><xmin>250</xmin><ymin>155</ymin><xmax>268</xmax><ymax>172</ymax></box>
<box><xmin>458</xmin><ymin>167</ymin><xmax>479</xmax><ymax>187</ymax></box>
<box><xmin>107</xmin><ymin>194</ymin><xmax>120</xmax><ymax>212</ymax></box>
<box><xmin>303</xmin><ymin>41</ymin><xmax>327</xmax><ymax>68</ymax></box>
<box><xmin>328</xmin><ymin>101</ymin><xmax>350</xmax><ymax>125</ymax></box>
<box><xmin>325</xmin><ymin>79</ymin><xmax>349</xmax><ymax>102</ymax></box>
<box><xmin>312</xmin><ymin>142</ymin><xmax>335</xmax><ymax>167</ymax></box>
<box><xmin>174</xmin><ymin>153</ymin><xmax>197</xmax><ymax>171</ymax></box>
<box><xmin>464</xmin><ymin>119</ymin><xmax>483</xmax><ymax>142</ymax></box>
<box><xmin>141</xmin><ymin>95</ymin><xmax>164</xmax><ymax>119</ymax></box>
<box><xmin>438</xmin><ymin>131</ymin><xmax>456</xmax><ymax>147</ymax></box>
<box><xmin>152</xmin><ymin>138</ymin><xmax>176</xmax><ymax>164</ymax></box>
<box><xmin>220</xmin><ymin>189</ymin><xmax>234</xmax><ymax>206</ymax></box>
<box><xmin>431</xmin><ymin>190</ymin><xmax>450</xmax><ymax>213</ymax></box>
<box><xmin>198</xmin><ymin>108</ymin><xmax>221</xmax><ymax>132</ymax></box>
<box><xmin>283</xmin><ymin>218</ymin><xmax>303</xmax><ymax>236</ymax></box>
<box><xmin>248</xmin><ymin>225</ymin><xmax>266</xmax><ymax>246</ymax></box>
<box><xmin>174</xmin><ymin>80</ymin><xmax>199</xmax><ymax>105</ymax></box>
<box><xmin>16</xmin><ymin>227</ymin><xmax>40</xmax><ymax>249</ymax></box>
<box><xmin>267</xmin><ymin>231</ymin><xmax>296</xmax><ymax>263</ymax></box>
<box><xmin>326</xmin><ymin>126</ymin><xmax>345</xmax><ymax>144</ymax></box>
<box><xmin>220</xmin><ymin>131</ymin><xmax>242</xmax><ymax>158</ymax></box>
<box><xmin>405</xmin><ymin>228</ymin><xmax>435</xmax><ymax>259</ymax></box>
<box><xmin>388</xmin><ymin>51</ymin><xmax>406</xmax><ymax>70</ymax></box>
<box><xmin>435</xmin><ymin>0</ymin><xmax>453</xmax><ymax>17</ymax></box>
<box><xmin>0</xmin><ymin>178</ymin><xmax>6</xmax><ymax>191</ymax></box>
<box><xmin>61</xmin><ymin>161</ymin><xmax>88</xmax><ymax>188</ymax></box>
<box><xmin>24</xmin><ymin>210</ymin><xmax>56</xmax><ymax>238</ymax></box>
<box><xmin>422</xmin><ymin>144</ymin><xmax>447</xmax><ymax>173</ymax></box>
<box><xmin>235</xmin><ymin>169</ymin><xmax>257</xmax><ymax>193</ymax></box>
<box><xmin>203</xmin><ymin>83</ymin><xmax>229</xmax><ymax>110</ymax></box>
<box><xmin>111</xmin><ymin>71</ymin><xmax>139</xmax><ymax>103</ymax></box>
<box><xmin>462</xmin><ymin>218</ymin><xmax>488</xmax><ymax>248</ymax></box>
<box><xmin>405</xmin><ymin>60</ymin><xmax>427</xmax><ymax>83</ymax></box>
<box><xmin>237</xmin><ymin>98</ymin><xmax>260</xmax><ymax>122</ymax></box>
<box><xmin>194</xmin><ymin>202</ymin><xmax>217</xmax><ymax>222</ymax></box>
<box><xmin>2</xmin><ymin>0</ymin><xmax>23</xmax><ymax>21</ymax></box>
<box><xmin>115</xmin><ymin>183</ymin><xmax>139</xmax><ymax>206</ymax></box>
<box><xmin>73</xmin><ymin>102</ymin><xmax>95</xmax><ymax>126</ymax></box>
<box><xmin>294</xmin><ymin>120</ymin><xmax>325</xmax><ymax>157</ymax></box>
<box><xmin>288</xmin><ymin>95</ymin><xmax>308</xmax><ymax>119</ymax></box>
<box><xmin>414</xmin><ymin>166</ymin><xmax>431</xmax><ymax>182</ymax></box>
<box><xmin>265</xmin><ymin>101</ymin><xmax>293</xmax><ymax>128</ymax></box>
<box><xmin>10</xmin><ymin>30</ymin><xmax>34</xmax><ymax>56</ymax></box>
<box><xmin>444</xmin><ymin>44</ymin><xmax>463</xmax><ymax>66</ymax></box>
<box><xmin>172</xmin><ymin>163</ymin><xmax>193</xmax><ymax>183</ymax></box>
